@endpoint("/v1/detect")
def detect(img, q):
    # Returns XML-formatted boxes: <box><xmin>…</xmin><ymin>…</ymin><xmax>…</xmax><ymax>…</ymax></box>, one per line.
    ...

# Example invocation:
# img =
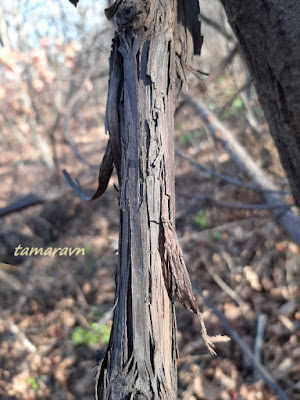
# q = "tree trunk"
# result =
<box><xmin>219</xmin><ymin>0</ymin><xmax>300</xmax><ymax>206</ymax></box>
<box><xmin>95</xmin><ymin>1</ymin><xmax>205</xmax><ymax>398</ymax></box>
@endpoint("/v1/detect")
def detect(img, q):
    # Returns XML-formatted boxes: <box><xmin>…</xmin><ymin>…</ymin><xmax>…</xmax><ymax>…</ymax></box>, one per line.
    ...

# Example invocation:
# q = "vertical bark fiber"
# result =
<box><xmin>220</xmin><ymin>0</ymin><xmax>300</xmax><ymax>206</ymax></box>
<box><xmin>95</xmin><ymin>1</ymin><xmax>203</xmax><ymax>398</ymax></box>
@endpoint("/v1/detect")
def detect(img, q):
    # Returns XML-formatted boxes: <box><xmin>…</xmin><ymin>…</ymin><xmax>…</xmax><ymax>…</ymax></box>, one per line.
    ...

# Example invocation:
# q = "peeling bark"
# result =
<box><xmin>94</xmin><ymin>1</ymin><xmax>205</xmax><ymax>398</ymax></box>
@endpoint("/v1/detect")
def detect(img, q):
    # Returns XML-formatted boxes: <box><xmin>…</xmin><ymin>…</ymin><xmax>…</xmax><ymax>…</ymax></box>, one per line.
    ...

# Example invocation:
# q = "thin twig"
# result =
<box><xmin>193</xmin><ymin>284</ymin><xmax>290</xmax><ymax>400</ymax></box>
<box><xmin>218</xmin><ymin>79</ymin><xmax>252</xmax><ymax>113</ymax></box>
<box><xmin>182</xmin><ymin>94</ymin><xmax>300</xmax><ymax>247</ymax></box>
<box><xmin>0</xmin><ymin>262</ymin><xmax>22</xmax><ymax>272</ymax></box>
<box><xmin>176</xmin><ymin>149</ymin><xmax>290</xmax><ymax>195</ymax></box>
<box><xmin>63</xmin><ymin>64</ymin><xmax>99</xmax><ymax>166</ymax></box>
<box><xmin>0</xmin><ymin>269</ymin><xmax>23</xmax><ymax>292</ymax></box>
<box><xmin>0</xmin><ymin>194</ymin><xmax>43</xmax><ymax>218</ymax></box>
<box><xmin>208</xmin><ymin>44</ymin><xmax>239</xmax><ymax>82</ymax></box>
<box><xmin>230</xmin><ymin>58</ymin><xmax>263</xmax><ymax>133</ymax></box>
<box><xmin>179</xmin><ymin>191</ymin><xmax>292</xmax><ymax>211</ymax></box>
<box><xmin>253</xmin><ymin>314</ymin><xmax>266</xmax><ymax>382</ymax></box>
<box><xmin>199</xmin><ymin>14</ymin><xmax>234</xmax><ymax>41</ymax></box>
<box><xmin>0</xmin><ymin>153</ymin><xmax>114</xmax><ymax>218</ymax></box>
<box><xmin>6</xmin><ymin>319</ymin><xmax>37</xmax><ymax>353</ymax></box>
<box><xmin>182</xmin><ymin>365</ymin><xmax>201</xmax><ymax>400</ymax></box>
<box><xmin>201</xmin><ymin>257</ymin><xmax>249</xmax><ymax>315</ymax></box>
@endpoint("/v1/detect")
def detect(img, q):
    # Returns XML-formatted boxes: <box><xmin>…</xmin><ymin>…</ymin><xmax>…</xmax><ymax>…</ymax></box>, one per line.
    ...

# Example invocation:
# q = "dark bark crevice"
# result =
<box><xmin>92</xmin><ymin>1</ymin><xmax>215</xmax><ymax>398</ymax></box>
<box><xmin>95</xmin><ymin>2</ymin><xmax>179</xmax><ymax>397</ymax></box>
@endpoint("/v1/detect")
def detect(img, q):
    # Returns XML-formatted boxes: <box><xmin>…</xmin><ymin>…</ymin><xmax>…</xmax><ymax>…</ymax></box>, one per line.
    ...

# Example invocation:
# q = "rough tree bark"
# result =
<box><xmin>91</xmin><ymin>0</ymin><xmax>225</xmax><ymax>400</ymax></box>
<box><xmin>91</xmin><ymin>1</ymin><xmax>217</xmax><ymax>399</ymax></box>
<box><xmin>65</xmin><ymin>2</ymin><xmax>229</xmax><ymax>397</ymax></box>
<box><xmin>219</xmin><ymin>0</ymin><xmax>300</xmax><ymax>207</ymax></box>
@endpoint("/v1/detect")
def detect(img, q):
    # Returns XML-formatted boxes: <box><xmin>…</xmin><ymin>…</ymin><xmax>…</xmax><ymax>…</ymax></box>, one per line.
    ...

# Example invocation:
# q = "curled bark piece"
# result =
<box><xmin>105</xmin><ymin>0</ymin><xmax>123</xmax><ymax>20</ymax></box>
<box><xmin>68</xmin><ymin>0</ymin><xmax>79</xmax><ymax>7</ymax></box>
<box><xmin>63</xmin><ymin>139</ymin><xmax>114</xmax><ymax>201</ymax></box>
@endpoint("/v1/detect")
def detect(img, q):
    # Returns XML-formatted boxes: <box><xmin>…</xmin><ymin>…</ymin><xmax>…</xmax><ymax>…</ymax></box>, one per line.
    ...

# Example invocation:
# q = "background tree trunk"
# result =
<box><xmin>219</xmin><ymin>0</ymin><xmax>300</xmax><ymax>206</ymax></box>
<box><xmin>95</xmin><ymin>1</ymin><xmax>202</xmax><ymax>398</ymax></box>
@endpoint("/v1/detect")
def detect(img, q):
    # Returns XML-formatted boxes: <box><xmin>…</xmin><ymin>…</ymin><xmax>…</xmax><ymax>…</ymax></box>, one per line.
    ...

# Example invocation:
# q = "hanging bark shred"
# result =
<box><xmin>70</xmin><ymin>0</ymin><xmax>228</xmax><ymax>398</ymax></box>
<box><xmin>62</xmin><ymin>140</ymin><xmax>114</xmax><ymax>201</ymax></box>
<box><xmin>161</xmin><ymin>217</ymin><xmax>229</xmax><ymax>356</ymax></box>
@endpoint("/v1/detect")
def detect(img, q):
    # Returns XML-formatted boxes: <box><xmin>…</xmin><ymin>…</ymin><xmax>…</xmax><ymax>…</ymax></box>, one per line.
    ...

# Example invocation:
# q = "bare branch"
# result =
<box><xmin>179</xmin><ymin>192</ymin><xmax>292</xmax><ymax>211</ymax></box>
<box><xmin>253</xmin><ymin>314</ymin><xmax>267</xmax><ymax>382</ymax></box>
<box><xmin>176</xmin><ymin>148</ymin><xmax>290</xmax><ymax>195</ymax></box>
<box><xmin>193</xmin><ymin>284</ymin><xmax>290</xmax><ymax>400</ymax></box>
<box><xmin>0</xmin><ymin>4</ymin><xmax>11</xmax><ymax>49</ymax></box>
<box><xmin>182</xmin><ymin>94</ymin><xmax>300</xmax><ymax>247</ymax></box>
<box><xmin>199</xmin><ymin>13</ymin><xmax>234</xmax><ymax>41</ymax></box>
<box><xmin>208</xmin><ymin>43</ymin><xmax>239</xmax><ymax>82</ymax></box>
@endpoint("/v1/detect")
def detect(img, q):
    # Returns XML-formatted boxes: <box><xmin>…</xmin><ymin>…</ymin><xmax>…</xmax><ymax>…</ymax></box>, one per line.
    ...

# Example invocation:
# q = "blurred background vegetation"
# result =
<box><xmin>0</xmin><ymin>1</ymin><xmax>299</xmax><ymax>399</ymax></box>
